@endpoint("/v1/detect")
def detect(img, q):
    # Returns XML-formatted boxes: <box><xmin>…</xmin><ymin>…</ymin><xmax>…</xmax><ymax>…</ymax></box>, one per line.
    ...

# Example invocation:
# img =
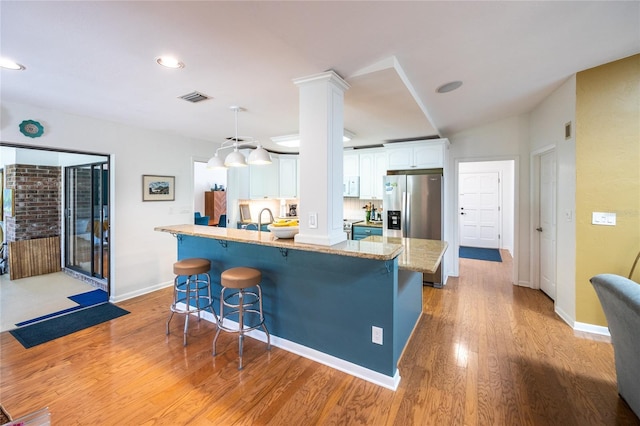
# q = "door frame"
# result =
<box><xmin>453</xmin><ymin>156</ymin><xmax>519</xmax><ymax>285</ymax></box>
<box><xmin>530</xmin><ymin>145</ymin><xmax>556</xmax><ymax>292</ymax></box>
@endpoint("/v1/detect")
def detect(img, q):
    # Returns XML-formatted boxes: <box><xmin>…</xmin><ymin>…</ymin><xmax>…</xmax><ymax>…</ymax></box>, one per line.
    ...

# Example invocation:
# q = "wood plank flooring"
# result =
<box><xmin>1</xmin><ymin>251</ymin><xmax>638</xmax><ymax>425</ymax></box>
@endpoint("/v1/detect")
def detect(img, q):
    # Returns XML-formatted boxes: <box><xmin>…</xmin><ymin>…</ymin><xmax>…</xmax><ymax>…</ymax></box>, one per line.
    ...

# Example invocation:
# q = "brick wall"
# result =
<box><xmin>4</xmin><ymin>164</ymin><xmax>62</xmax><ymax>242</ymax></box>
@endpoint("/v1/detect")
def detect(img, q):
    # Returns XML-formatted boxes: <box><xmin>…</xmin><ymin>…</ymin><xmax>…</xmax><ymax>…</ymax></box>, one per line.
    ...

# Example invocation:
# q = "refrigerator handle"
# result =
<box><xmin>405</xmin><ymin>192</ymin><xmax>411</xmax><ymax>237</ymax></box>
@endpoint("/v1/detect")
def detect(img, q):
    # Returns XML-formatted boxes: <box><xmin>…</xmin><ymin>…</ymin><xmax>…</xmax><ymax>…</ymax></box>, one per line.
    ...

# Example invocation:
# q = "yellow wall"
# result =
<box><xmin>575</xmin><ymin>54</ymin><xmax>640</xmax><ymax>325</ymax></box>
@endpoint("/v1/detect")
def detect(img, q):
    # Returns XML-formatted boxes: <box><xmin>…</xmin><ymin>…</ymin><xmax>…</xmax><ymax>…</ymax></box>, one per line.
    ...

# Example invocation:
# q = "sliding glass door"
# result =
<box><xmin>65</xmin><ymin>162</ymin><xmax>109</xmax><ymax>279</ymax></box>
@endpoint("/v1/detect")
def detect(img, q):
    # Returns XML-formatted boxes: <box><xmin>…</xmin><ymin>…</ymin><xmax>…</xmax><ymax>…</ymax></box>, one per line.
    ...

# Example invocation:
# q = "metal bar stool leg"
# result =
<box><xmin>167</xmin><ymin>258</ymin><xmax>213</xmax><ymax>346</ymax></box>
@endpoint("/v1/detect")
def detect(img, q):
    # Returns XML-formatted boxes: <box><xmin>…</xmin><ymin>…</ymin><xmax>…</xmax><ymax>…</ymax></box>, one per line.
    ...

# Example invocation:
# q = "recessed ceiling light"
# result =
<box><xmin>156</xmin><ymin>56</ymin><xmax>184</xmax><ymax>69</ymax></box>
<box><xmin>0</xmin><ymin>57</ymin><xmax>25</xmax><ymax>71</ymax></box>
<box><xmin>436</xmin><ymin>81</ymin><xmax>462</xmax><ymax>94</ymax></box>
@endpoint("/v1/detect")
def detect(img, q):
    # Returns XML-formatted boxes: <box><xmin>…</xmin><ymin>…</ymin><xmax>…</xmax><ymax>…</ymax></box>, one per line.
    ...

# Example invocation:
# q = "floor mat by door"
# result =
<box><xmin>459</xmin><ymin>246</ymin><xmax>502</xmax><ymax>262</ymax></box>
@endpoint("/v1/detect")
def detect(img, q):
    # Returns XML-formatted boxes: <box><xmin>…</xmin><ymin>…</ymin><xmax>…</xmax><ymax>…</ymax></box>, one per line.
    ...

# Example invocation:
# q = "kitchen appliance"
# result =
<box><xmin>343</xmin><ymin>176</ymin><xmax>360</xmax><ymax>198</ymax></box>
<box><xmin>383</xmin><ymin>172</ymin><xmax>443</xmax><ymax>286</ymax></box>
<box><xmin>343</xmin><ymin>219</ymin><xmax>361</xmax><ymax>240</ymax></box>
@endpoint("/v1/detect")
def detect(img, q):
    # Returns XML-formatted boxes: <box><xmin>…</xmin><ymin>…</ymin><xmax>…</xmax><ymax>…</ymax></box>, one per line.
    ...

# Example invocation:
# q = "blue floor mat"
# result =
<box><xmin>459</xmin><ymin>246</ymin><xmax>502</xmax><ymax>262</ymax></box>
<box><xmin>68</xmin><ymin>289</ymin><xmax>109</xmax><ymax>307</ymax></box>
<box><xmin>10</xmin><ymin>303</ymin><xmax>129</xmax><ymax>348</ymax></box>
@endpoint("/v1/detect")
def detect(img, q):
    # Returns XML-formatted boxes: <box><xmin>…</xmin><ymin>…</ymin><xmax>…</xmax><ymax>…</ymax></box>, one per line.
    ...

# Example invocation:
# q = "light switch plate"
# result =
<box><xmin>592</xmin><ymin>212</ymin><xmax>616</xmax><ymax>226</ymax></box>
<box><xmin>309</xmin><ymin>212</ymin><xmax>318</xmax><ymax>229</ymax></box>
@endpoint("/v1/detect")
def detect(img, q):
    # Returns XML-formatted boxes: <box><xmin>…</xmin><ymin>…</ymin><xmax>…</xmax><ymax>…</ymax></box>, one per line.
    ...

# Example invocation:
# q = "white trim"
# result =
<box><xmin>574</xmin><ymin>321</ymin><xmax>611</xmax><ymax>338</ymax></box>
<box><xmin>174</xmin><ymin>305</ymin><xmax>401</xmax><ymax>391</ymax></box>
<box><xmin>555</xmin><ymin>305</ymin><xmax>573</xmax><ymax>327</ymax></box>
<box><xmin>109</xmin><ymin>281</ymin><xmax>173</xmax><ymax>303</ymax></box>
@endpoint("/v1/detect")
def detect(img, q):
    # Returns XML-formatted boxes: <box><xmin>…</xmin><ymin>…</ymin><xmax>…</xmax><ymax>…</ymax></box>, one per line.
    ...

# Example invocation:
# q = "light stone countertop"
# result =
<box><xmin>154</xmin><ymin>224</ymin><xmax>403</xmax><ymax>261</ymax></box>
<box><xmin>363</xmin><ymin>236</ymin><xmax>448</xmax><ymax>274</ymax></box>
<box><xmin>353</xmin><ymin>221</ymin><xmax>384</xmax><ymax>228</ymax></box>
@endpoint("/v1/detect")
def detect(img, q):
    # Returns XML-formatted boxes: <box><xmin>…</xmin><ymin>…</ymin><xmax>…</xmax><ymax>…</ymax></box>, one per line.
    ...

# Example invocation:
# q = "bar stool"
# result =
<box><xmin>166</xmin><ymin>257</ymin><xmax>214</xmax><ymax>346</ymax></box>
<box><xmin>213</xmin><ymin>267</ymin><xmax>271</xmax><ymax>370</ymax></box>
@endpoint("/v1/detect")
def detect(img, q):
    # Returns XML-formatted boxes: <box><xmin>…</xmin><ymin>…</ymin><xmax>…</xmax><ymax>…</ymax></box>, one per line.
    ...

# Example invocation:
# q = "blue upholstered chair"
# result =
<box><xmin>195</xmin><ymin>216</ymin><xmax>210</xmax><ymax>225</ymax></box>
<box><xmin>217</xmin><ymin>214</ymin><xmax>227</xmax><ymax>228</ymax></box>
<box><xmin>590</xmin><ymin>274</ymin><xmax>640</xmax><ymax>418</ymax></box>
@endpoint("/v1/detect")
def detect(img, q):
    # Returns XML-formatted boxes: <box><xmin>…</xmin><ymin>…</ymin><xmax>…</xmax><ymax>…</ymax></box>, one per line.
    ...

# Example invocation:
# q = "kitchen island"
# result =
<box><xmin>155</xmin><ymin>224</ymin><xmax>446</xmax><ymax>390</ymax></box>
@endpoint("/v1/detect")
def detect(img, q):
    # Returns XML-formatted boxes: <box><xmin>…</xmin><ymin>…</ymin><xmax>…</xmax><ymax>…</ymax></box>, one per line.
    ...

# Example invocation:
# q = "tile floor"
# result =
<box><xmin>0</xmin><ymin>272</ymin><xmax>96</xmax><ymax>332</ymax></box>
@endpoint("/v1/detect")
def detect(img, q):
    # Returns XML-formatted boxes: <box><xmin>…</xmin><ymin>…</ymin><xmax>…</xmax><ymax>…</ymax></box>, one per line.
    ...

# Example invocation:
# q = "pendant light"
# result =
<box><xmin>207</xmin><ymin>106</ymin><xmax>272</xmax><ymax>169</ymax></box>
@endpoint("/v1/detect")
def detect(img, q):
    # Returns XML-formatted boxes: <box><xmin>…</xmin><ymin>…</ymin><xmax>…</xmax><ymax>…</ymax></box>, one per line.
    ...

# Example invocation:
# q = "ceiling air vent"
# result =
<box><xmin>178</xmin><ymin>91</ymin><xmax>211</xmax><ymax>103</ymax></box>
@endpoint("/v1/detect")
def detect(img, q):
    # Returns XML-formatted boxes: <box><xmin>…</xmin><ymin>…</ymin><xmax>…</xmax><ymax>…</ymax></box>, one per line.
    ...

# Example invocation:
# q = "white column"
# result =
<box><xmin>293</xmin><ymin>71</ymin><xmax>350</xmax><ymax>246</ymax></box>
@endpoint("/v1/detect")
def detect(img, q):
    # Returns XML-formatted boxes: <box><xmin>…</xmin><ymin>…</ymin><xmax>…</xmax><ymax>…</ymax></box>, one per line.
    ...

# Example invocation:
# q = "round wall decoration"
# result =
<box><xmin>19</xmin><ymin>119</ymin><xmax>44</xmax><ymax>138</ymax></box>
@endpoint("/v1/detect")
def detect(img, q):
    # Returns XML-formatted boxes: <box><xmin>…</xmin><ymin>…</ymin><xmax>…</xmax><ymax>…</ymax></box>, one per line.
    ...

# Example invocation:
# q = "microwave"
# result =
<box><xmin>343</xmin><ymin>176</ymin><xmax>360</xmax><ymax>197</ymax></box>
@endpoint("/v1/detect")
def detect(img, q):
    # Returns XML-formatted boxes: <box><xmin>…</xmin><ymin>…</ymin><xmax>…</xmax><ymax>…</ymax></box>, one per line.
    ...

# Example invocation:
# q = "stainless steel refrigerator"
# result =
<box><xmin>382</xmin><ymin>172</ymin><xmax>443</xmax><ymax>286</ymax></box>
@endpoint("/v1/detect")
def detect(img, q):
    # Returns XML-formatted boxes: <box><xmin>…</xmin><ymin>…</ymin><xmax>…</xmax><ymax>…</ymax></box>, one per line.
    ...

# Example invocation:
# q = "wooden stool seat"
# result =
<box><xmin>221</xmin><ymin>267</ymin><xmax>261</xmax><ymax>289</ymax></box>
<box><xmin>173</xmin><ymin>258</ymin><xmax>210</xmax><ymax>276</ymax></box>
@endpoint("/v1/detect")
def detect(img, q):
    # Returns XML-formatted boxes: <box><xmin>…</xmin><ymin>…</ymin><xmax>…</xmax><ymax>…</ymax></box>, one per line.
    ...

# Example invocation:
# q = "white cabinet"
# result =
<box><xmin>249</xmin><ymin>156</ymin><xmax>279</xmax><ymax>199</ymax></box>
<box><xmin>343</xmin><ymin>152</ymin><xmax>359</xmax><ymax>176</ymax></box>
<box><xmin>278</xmin><ymin>155</ymin><xmax>298</xmax><ymax>198</ymax></box>
<box><xmin>384</xmin><ymin>139</ymin><xmax>448</xmax><ymax>170</ymax></box>
<box><xmin>358</xmin><ymin>149</ymin><xmax>388</xmax><ymax>200</ymax></box>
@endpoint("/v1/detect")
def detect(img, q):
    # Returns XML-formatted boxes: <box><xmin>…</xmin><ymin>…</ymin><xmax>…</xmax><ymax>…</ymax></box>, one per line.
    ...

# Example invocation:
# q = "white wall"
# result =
<box><xmin>529</xmin><ymin>76</ymin><xmax>577</xmax><ymax>325</ymax></box>
<box><xmin>1</xmin><ymin>101</ymin><xmax>215</xmax><ymax>301</ymax></box>
<box><xmin>447</xmin><ymin>114</ymin><xmax>530</xmax><ymax>285</ymax></box>
<box><xmin>459</xmin><ymin>160</ymin><xmax>515</xmax><ymax>255</ymax></box>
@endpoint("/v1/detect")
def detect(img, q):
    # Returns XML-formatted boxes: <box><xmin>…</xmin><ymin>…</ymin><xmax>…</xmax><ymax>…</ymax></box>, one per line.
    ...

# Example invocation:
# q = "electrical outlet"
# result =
<box><xmin>372</xmin><ymin>326</ymin><xmax>383</xmax><ymax>345</ymax></box>
<box><xmin>309</xmin><ymin>212</ymin><xmax>318</xmax><ymax>229</ymax></box>
<box><xmin>592</xmin><ymin>212</ymin><xmax>616</xmax><ymax>226</ymax></box>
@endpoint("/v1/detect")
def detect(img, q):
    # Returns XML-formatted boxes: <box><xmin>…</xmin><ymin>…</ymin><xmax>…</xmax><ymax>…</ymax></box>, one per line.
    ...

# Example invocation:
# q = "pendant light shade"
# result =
<box><xmin>207</xmin><ymin>154</ymin><xmax>226</xmax><ymax>169</ymax></box>
<box><xmin>224</xmin><ymin>149</ymin><xmax>247</xmax><ymax>167</ymax></box>
<box><xmin>206</xmin><ymin>105</ymin><xmax>271</xmax><ymax>169</ymax></box>
<box><xmin>247</xmin><ymin>144</ymin><xmax>272</xmax><ymax>165</ymax></box>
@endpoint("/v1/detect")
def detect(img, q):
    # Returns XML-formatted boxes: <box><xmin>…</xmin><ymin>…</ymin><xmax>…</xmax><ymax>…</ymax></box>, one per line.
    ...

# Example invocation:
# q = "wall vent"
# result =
<box><xmin>178</xmin><ymin>91</ymin><xmax>211</xmax><ymax>103</ymax></box>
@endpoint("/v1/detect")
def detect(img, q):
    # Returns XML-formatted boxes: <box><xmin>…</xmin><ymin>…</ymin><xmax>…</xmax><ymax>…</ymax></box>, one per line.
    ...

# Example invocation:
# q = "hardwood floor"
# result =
<box><xmin>1</xmin><ymin>251</ymin><xmax>638</xmax><ymax>425</ymax></box>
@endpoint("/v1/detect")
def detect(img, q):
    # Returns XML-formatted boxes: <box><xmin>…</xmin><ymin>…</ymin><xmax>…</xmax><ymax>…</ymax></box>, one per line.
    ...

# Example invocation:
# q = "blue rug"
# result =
<box><xmin>15</xmin><ymin>289</ymin><xmax>109</xmax><ymax>327</ymax></box>
<box><xmin>459</xmin><ymin>246</ymin><xmax>502</xmax><ymax>262</ymax></box>
<box><xmin>9</xmin><ymin>303</ymin><xmax>129</xmax><ymax>349</ymax></box>
<box><xmin>68</xmin><ymin>289</ymin><xmax>108</xmax><ymax>307</ymax></box>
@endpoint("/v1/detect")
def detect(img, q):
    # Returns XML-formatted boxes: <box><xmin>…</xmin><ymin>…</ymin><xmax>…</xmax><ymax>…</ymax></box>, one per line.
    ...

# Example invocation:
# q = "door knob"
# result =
<box><xmin>536</xmin><ymin>227</ymin><xmax>543</xmax><ymax>232</ymax></box>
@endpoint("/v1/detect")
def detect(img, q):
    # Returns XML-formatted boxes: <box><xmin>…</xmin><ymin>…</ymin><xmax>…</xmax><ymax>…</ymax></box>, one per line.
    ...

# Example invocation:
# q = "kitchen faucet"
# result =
<box><xmin>258</xmin><ymin>208</ymin><xmax>274</xmax><ymax>231</ymax></box>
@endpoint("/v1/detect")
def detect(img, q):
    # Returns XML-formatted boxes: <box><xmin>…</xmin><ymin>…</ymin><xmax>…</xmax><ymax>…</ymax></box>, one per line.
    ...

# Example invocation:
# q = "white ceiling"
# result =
<box><xmin>1</xmin><ymin>1</ymin><xmax>638</xmax><ymax>153</ymax></box>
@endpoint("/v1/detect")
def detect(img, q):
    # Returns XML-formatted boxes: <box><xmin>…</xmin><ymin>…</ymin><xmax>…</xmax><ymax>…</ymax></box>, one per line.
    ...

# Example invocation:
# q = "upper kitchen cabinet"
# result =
<box><xmin>384</xmin><ymin>139</ymin><xmax>449</xmax><ymax>170</ymax></box>
<box><xmin>279</xmin><ymin>154</ymin><xmax>299</xmax><ymax>198</ymax></box>
<box><xmin>358</xmin><ymin>148</ymin><xmax>388</xmax><ymax>200</ymax></box>
<box><xmin>343</xmin><ymin>152</ymin><xmax>359</xmax><ymax>176</ymax></box>
<box><xmin>249</xmin><ymin>155</ymin><xmax>279</xmax><ymax>199</ymax></box>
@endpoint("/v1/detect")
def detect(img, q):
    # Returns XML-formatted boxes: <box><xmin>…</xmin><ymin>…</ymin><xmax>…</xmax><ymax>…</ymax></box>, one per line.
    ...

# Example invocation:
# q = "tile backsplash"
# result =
<box><xmin>239</xmin><ymin>197</ymin><xmax>382</xmax><ymax>223</ymax></box>
<box><xmin>343</xmin><ymin>198</ymin><xmax>382</xmax><ymax>221</ymax></box>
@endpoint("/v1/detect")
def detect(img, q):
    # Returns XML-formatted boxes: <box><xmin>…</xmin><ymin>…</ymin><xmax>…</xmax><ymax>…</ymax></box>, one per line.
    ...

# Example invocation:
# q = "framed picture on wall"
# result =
<box><xmin>3</xmin><ymin>189</ymin><xmax>13</xmax><ymax>217</ymax></box>
<box><xmin>142</xmin><ymin>175</ymin><xmax>175</xmax><ymax>201</ymax></box>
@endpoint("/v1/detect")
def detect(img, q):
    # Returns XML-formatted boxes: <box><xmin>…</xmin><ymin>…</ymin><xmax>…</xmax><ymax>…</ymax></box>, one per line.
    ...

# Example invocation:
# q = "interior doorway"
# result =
<box><xmin>0</xmin><ymin>143</ymin><xmax>111</xmax><ymax>330</ymax></box>
<box><xmin>458</xmin><ymin>160</ymin><xmax>515</xmax><ymax>255</ymax></box>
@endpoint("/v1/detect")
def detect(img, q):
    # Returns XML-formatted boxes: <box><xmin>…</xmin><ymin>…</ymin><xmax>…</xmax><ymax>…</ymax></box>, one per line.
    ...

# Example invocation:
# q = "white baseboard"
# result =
<box><xmin>554</xmin><ymin>306</ymin><xmax>573</xmax><ymax>328</ymax></box>
<box><xmin>574</xmin><ymin>321</ymin><xmax>611</xmax><ymax>338</ymax></box>
<box><xmin>109</xmin><ymin>281</ymin><xmax>173</xmax><ymax>303</ymax></box>
<box><xmin>175</xmin><ymin>303</ymin><xmax>401</xmax><ymax>390</ymax></box>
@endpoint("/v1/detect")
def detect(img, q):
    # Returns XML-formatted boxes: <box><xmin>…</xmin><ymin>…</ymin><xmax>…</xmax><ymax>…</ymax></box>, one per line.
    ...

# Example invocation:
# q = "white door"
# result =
<box><xmin>459</xmin><ymin>172</ymin><xmax>500</xmax><ymax>248</ymax></box>
<box><xmin>539</xmin><ymin>151</ymin><xmax>557</xmax><ymax>299</ymax></box>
